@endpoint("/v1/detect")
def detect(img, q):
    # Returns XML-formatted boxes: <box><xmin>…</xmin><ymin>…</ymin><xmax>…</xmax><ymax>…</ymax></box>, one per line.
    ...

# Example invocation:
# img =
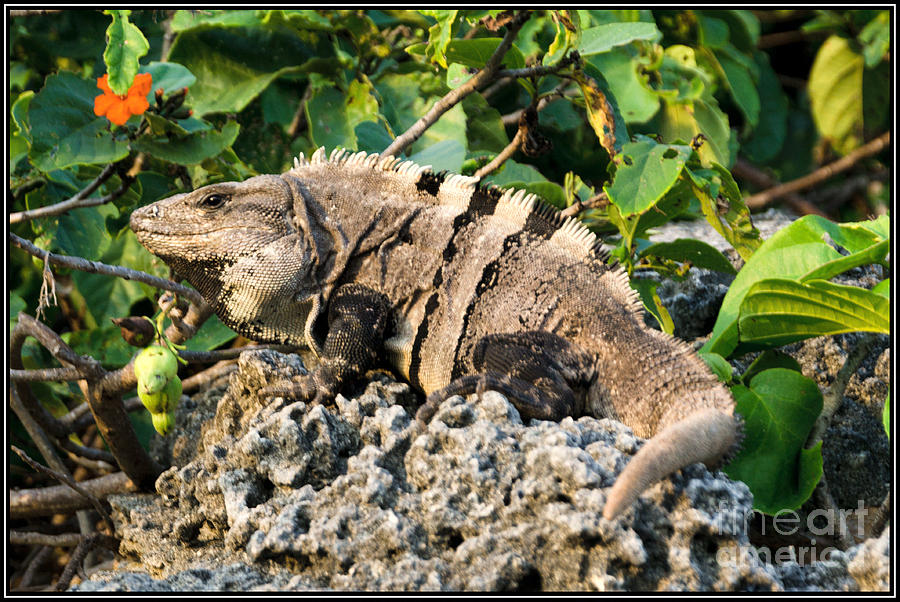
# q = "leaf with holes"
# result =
<box><xmin>604</xmin><ymin>138</ymin><xmax>691</xmax><ymax>216</ymax></box>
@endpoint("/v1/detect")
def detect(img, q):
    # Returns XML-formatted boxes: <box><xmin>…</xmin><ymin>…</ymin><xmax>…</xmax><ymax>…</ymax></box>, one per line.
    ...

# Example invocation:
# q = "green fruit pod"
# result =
<box><xmin>151</xmin><ymin>411</ymin><xmax>176</xmax><ymax>436</ymax></box>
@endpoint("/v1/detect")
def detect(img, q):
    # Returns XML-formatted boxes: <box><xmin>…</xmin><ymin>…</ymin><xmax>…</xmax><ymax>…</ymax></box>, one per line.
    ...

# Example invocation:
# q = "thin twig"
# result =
<box><xmin>178</xmin><ymin>344</ymin><xmax>295</xmax><ymax>364</ymax></box>
<box><xmin>55</xmin><ymin>534</ymin><xmax>119</xmax><ymax>592</ymax></box>
<box><xmin>19</xmin><ymin>545</ymin><xmax>53</xmax><ymax>589</ymax></box>
<box><xmin>9</xmin><ymin>233</ymin><xmax>205</xmax><ymax>307</ymax></box>
<box><xmin>181</xmin><ymin>361</ymin><xmax>240</xmax><ymax>393</ymax></box>
<box><xmin>383</xmin><ymin>11</ymin><xmax>531</xmax><ymax>157</ymax></box>
<box><xmin>12</xmin><ymin>446</ymin><xmax>116</xmax><ymax>536</ymax></box>
<box><xmin>474</xmin><ymin>128</ymin><xmax>526</xmax><ymax>179</ymax></box>
<box><xmin>9</xmin><ymin>164</ymin><xmax>126</xmax><ymax>224</ymax></box>
<box><xmin>10</xmin><ymin>367</ymin><xmax>86</xmax><ymax>382</ymax></box>
<box><xmin>731</xmin><ymin>159</ymin><xmax>825</xmax><ymax>217</ymax></box>
<box><xmin>501</xmin><ymin>84</ymin><xmax>570</xmax><ymax>126</ymax></box>
<box><xmin>744</xmin><ymin>132</ymin><xmax>891</xmax><ymax>210</ymax></box>
<box><xmin>10</xmin><ymin>532</ymin><xmax>87</xmax><ymax>548</ymax></box>
<box><xmin>10</xmin><ymin>472</ymin><xmax>137</xmax><ymax>519</ymax></box>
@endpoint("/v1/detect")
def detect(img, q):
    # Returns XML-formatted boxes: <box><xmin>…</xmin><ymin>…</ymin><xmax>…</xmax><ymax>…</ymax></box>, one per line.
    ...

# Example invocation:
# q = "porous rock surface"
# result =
<box><xmin>75</xmin><ymin>210</ymin><xmax>890</xmax><ymax>592</ymax></box>
<box><xmin>75</xmin><ymin>348</ymin><xmax>879</xmax><ymax>592</ymax></box>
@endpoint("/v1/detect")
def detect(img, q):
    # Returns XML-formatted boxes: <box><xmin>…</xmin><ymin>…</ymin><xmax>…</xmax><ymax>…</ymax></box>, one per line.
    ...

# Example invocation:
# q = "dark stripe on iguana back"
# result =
<box><xmin>415</xmin><ymin>171</ymin><xmax>445</xmax><ymax>197</ymax></box>
<box><xmin>407</xmin><ymin>184</ymin><xmax>502</xmax><ymax>390</ymax></box>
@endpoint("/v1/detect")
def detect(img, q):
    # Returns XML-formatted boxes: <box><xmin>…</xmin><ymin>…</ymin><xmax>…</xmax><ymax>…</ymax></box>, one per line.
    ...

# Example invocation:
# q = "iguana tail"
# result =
<box><xmin>603</xmin><ymin>408</ymin><xmax>740</xmax><ymax>520</ymax></box>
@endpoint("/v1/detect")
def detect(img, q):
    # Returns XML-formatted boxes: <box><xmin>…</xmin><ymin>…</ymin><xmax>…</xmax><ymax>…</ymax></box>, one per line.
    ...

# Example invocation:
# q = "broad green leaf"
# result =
<box><xmin>62</xmin><ymin>326</ymin><xmax>135</xmax><ymax>368</ymax></box>
<box><xmin>28</xmin><ymin>72</ymin><xmax>130</xmax><ymax>171</ymax></box>
<box><xmin>133</xmin><ymin>120</ymin><xmax>240</xmax><ymax>165</ymax></box>
<box><xmin>859</xmin><ymin>10</ymin><xmax>890</xmax><ymax>68</ymax></box>
<box><xmin>577</xmin><ymin>22</ymin><xmax>661</xmax><ymax>55</ymax></box>
<box><xmin>421</xmin><ymin>9</ymin><xmax>459</xmax><ymax>69</ymax></box>
<box><xmin>408</xmin><ymin>139</ymin><xmax>466</xmax><ymax>173</ymax></box>
<box><xmin>654</xmin><ymin>97</ymin><xmax>731</xmax><ymax>167</ymax></box>
<box><xmin>800</xmin><ymin>239</ymin><xmax>889</xmax><ymax>282</ymax></box>
<box><xmin>462</xmin><ymin>93</ymin><xmax>508</xmax><ymax>154</ymax></box>
<box><xmin>604</xmin><ymin>139</ymin><xmax>692</xmax><ymax>216</ymax></box>
<box><xmin>687</xmin><ymin>163</ymin><xmax>760</xmax><ymax>261</ymax></box>
<box><xmin>183</xmin><ymin>314</ymin><xmax>238</xmax><ymax>351</ymax></box>
<box><xmin>716</xmin><ymin>51</ymin><xmax>759</xmax><ymax>129</ymax></box>
<box><xmin>141</xmin><ymin>61</ymin><xmax>196</xmax><ymax>97</ymax></box>
<box><xmin>446</xmin><ymin>63</ymin><xmax>474</xmax><ymax>89</ymax></box>
<box><xmin>703</xmin><ymin>235</ymin><xmax>840</xmax><ymax>357</ymax></box>
<box><xmin>630</xmin><ymin>278</ymin><xmax>674</xmax><ymax>334</ymax></box>
<box><xmin>166</xmin><ymin>25</ymin><xmax>318</xmax><ymax>116</ymax></box>
<box><xmin>699</xmin><ymin>351</ymin><xmax>734</xmax><ymax>384</ymax></box>
<box><xmin>586</xmin><ymin>51</ymin><xmax>659</xmax><ymax>124</ymax></box>
<box><xmin>808</xmin><ymin>35</ymin><xmax>864</xmax><ymax>155</ymax></box>
<box><xmin>725</xmin><ymin>368</ymin><xmax>823</xmax><ymax>514</ymax></box>
<box><xmin>872</xmin><ymin>279</ymin><xmax>890</xmax><ymax>298</ymax></box>
<box><xmin>171</xmin><ymin>9</ymin><xmax>267</xmax><ymax>31</ymax></box>
<box><xmin>697</xmin><ymin>15</ymin><xmax>729</xmax><ymax>49</ymax></box>
<box><xmin>103</xmin><ymin>10</ymin><xmax>150</xmax><ymax>95</ymax></box>
<box><xmin>640</xmin><ymin>238</ymin><xmax>737</xmax><ymax>275</ymax></box>
<box><xmin>355</xmin><ymin>121</ymin><xmax>394</xmax><ymax>154</ymax></box>
<box><xmin>738</xmin><ymin>278</ymin><xmax>890</xmax><ymax>347</ymax></box>
<box><xmin>484</xmin><ymin>160</ymin><xmax>547</xmax><ymax>187</ymax></box>
<box><xmin>740</xmin><ymin>51</ymin><xmax>788</xmax><ymax>163</ymax></box>
<box><xmin>407</xmin><ymin>38</ymin><xmax>526</xmax><ymax>70</ymax></box>
<box><xmin>12</xmin><ymin>90</ymin><xmax>34</xmax><ymax>143</ymax></box>
<box><xmin>740</xmin><ymin>350</ymin><xmax>803</xmax><ymax>385</ymax></box>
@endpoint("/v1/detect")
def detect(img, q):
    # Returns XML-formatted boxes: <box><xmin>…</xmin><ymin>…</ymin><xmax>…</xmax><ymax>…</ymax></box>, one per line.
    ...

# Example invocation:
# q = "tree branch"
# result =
<box><xmin>382</xmin><ymin>11</ymin><xmax>532</xmax><ymax>157</ymax></box>
<box><xmin>10</xmin><ymin>472</ymin><xmax>137</xmax><ymax>519</ymax></box>
<box><xmin>743</xmin><ymin>132</ymin><xmax>891</xmax><ymax>210</ymax></box>
<box><xmin>9</xmin><ymin>232</ymin><xmax>205</xmax><ymax>307</ymax></box>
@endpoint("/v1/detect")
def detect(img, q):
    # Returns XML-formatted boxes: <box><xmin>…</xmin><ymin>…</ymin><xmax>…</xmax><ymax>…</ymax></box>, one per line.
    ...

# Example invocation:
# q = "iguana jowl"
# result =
<box><xmin>130</xmin><ymin>148</ymin><xmax>740</xmax><ymax>519</ymax></box>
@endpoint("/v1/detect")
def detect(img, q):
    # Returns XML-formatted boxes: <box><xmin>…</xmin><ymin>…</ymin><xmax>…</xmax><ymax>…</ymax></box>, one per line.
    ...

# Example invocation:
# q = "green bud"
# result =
<box><xmin>151</xmin><ymin>411</ymin><xmax>176</xmax><ymax>436</ymax></box>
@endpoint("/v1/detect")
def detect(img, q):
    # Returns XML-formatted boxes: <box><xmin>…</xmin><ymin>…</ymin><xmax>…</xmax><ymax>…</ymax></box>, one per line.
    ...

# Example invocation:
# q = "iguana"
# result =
<box><xmin>130</xmin><ymin>148</ymin><xmax>741</xmax><ymax>520</ymax></box>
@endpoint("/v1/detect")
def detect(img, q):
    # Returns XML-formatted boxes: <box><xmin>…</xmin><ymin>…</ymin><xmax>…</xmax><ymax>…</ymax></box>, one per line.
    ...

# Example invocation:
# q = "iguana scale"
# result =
<box><xmin>130</xmin><ymin>148</ymin><xmax>741</xmax><ymax>519</ymax></box>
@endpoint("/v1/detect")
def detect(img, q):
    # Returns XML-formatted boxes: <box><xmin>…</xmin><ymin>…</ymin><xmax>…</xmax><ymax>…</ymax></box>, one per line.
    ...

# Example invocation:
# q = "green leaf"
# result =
<box><xmin>725</xmin><ymin>369</ymin><xmax>823</xmax><ymax>514</ymax></box>
<box><xmin>306</xmin><ymin>81</ymin><xmax>379</xmax><ymax>151</ymax></box>
<box><xmin>141</xmin><ymin>61</ymin><xmax>196</xmax><ymax>97</ymax></box>
<box><xmin>859</xmin><ymin>11</ymin><xmax>890</xmax><ymax>68</ymax></box>
<box><xmin>699</xmin><ymin>351</ymin><xmax>734</xmax><ymax>384</ymax></box>
<box><xmin>605</xmin><ymin>139</ymin><xmax>691</xmax><ymax>217</ymax></box>
<box><xmin>740</xmin><ymin>350</ymin><xmax>803</xmax><ymax>385</ymax></box>
<box><xmin>799</xmin><ymin>239</ymin><xmax>889</xmax><ymax>282</ymax></box>
<box><xmin>640</xmin><ymin>238</ymin><xmax>737</xmax><ymax>275</ymax></box>
<box><xmin>133</xmin><ymin>120</ymin><xmax>240</xmax><ymax>165</ymax></box>
<box><xmin>586</xmin><ymin>51</ymin><xmax>659</xmax><ymax>124</ymax></box>
<box><xmin>630</xmin><ymin>278</ymin><xmax>674</xmax><ymax>334</ymax></box>
<box><xmin>883</xmin><ymin>392</ymin><xmax>890</xmax><ymax>439</ymax></box>
<box><xmin>872</xmin><ymin>278</ymin><xmax>890</xmax><ymax>298</ymax></box>
<box><xmin>166</xmin><ymin>25</ymin><xmax>318</xmax><ymax>116</ymax></box>
<box><xmin>28</xmin><ymin>72</ymin><xmax>130</xmax><ymax>172</ymax></box>
<box><xmin>808</xmin><ymin>35</ymin><xmax>864</xmax><ymax>155</ymax></box>
<box><xmin>412</xmin><ymin>38</ymin><xmax>526</xmax><ymax>70</ymax></box>
<box><xmin>12</xmin><ymin>90</ymin><xmax>34</xmax><ymax>143</ymax></box>
<box><xmin>654</xmin><ymin>97</ymin><xmax>732</xmax><ymax>167</ymax></box>
<box><xmin>462</xmin><ymin>93</ymin><xmax>508</xmax><ymax>153</ymax></box>
<box><xmin>62</xmin><ymin>326</ymin><xmax>135</xmax><ymax>369</ymax></box>
<box><xmin>578</xmin><ymin>22</ymin><xmax>661</xmax><ymax>55</ymax></box>
<box><xmin>408</xmin><ymin>139</ymin><xmax>466</xmax><ymax>173</ymax></box>
<box><xmin>738</xmin><ymin>279</ymin><xmax>890</xmax><ymax>347</ymax></box>
<box><xmin>484</xmin><ymin>160</ymin><xmax>547</xmax><ymax>187</ymax></box>
<box><xmin>716</xmin><ymin>51</ymin><xmax>759</xmax><ymax>129</ymax></box>
<box><xmin>687</xmin><ymin>163</ymin><xmax>761</xmax><ymax>262</ymax></box>
<box><xmin>183</xmin><ymin>314</ymin><xmax>238</xmax><ymax>351</ymax></box>
<box><xmin>420</xmin><ymin>9</ymin><xmax>459</xmax><ymax>69</ymax></box>
<box><xmin>740</xmin><ymin>51</ymin><xmax>788</xmax><ymax>163</ymax></box>
<box><xmin>103</xmin><ymin>10</ymin><xmax>150</xmax><ymax>95</ymax></box>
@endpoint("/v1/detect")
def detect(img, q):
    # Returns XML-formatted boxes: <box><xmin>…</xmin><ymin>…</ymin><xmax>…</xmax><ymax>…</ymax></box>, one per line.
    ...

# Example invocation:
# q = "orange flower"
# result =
<box><xmin>94</xmin><ymin>73</ymin><xmax>153</xmax><ymax>126</ymax></box>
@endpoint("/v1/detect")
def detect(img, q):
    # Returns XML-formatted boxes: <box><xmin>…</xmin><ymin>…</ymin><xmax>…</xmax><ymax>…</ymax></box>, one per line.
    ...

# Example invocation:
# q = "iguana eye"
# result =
<box><xmin>199</xmin><ymin>193</ymin><xmax>228</xmax><ymax>210</ymax></box>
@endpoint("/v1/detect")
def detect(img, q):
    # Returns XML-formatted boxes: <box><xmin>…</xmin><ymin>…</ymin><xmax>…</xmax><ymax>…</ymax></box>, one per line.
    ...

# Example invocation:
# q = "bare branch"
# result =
<box><xmin>9</xmin><ymin>9</ymin><xmax>63</xmax><ymax>17</ymax></box>
<box><xmin>474</xmin><ymin>128</ymin><xmax>526</xmax><ymax>179</ymax></box>
<box><xmin>10</xmin><ymin>472</ymin><xmax>136</xmax><ymax>519</ymax></box>
<box><xmin>10</xmin><ymin>532</ymin><xmax>87</xmax><ymax>548</ymax></box>
<box><xmin>10</xmin><ymin>367</ymin><xmax>86</xmax><ymax>382</ymax></box>
<box><xmin>12</xmin><ymin>446</ymin><xmax>116</xmax><ymax>536</ymax></box>
<box><xmin>9</xmin><ymin>164</ymin><xmax>129</xmax><ymax>224</ymax></box>
<box><xmin>744</xmin><ymin>132</ymin><xmax>891</xmax><ymax>210</ymax></box>
<box><xmin>55</xmin><ymin>534</ymin><xmax>119</xmax><ymax>591</ymax></box>
<box><xmin>383</xmin><ymin>11</ymin><xmax>532</xmax><ymax>157</ymax></box>
<box><xmin>9</xmin><ymin>232</ymin><xmax>205</xmax><ymax>307</ymax></box>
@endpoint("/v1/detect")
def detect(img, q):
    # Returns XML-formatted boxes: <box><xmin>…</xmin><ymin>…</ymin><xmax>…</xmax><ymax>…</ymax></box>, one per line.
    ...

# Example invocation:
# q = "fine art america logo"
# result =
<box><xmin>713</xmin><ymin>501</ymin><xmax>871</xmax><ymax>566</ymax></box>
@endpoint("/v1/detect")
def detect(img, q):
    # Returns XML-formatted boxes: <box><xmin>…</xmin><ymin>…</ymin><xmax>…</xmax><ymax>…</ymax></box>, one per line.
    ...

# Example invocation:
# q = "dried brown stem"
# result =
<box><xmin>10</xmin><ymin>472</ymin><xmax>136</xmax><ymax>519</ymax></box>
<box><xmin>12</xmin><ymin>446</ymin><xmax>115</xmax><ymax>536</ymax></box>
<box><xmin>10</xmin><ymin>532</ymin><xmax>86</xmax><ymax>548</ymax></box>
<box><xmin>383</xmin><ymin>11</ymin><xmax>531</xmax><ymax>157</ymax></box>
<box><xmin>55</xmin><ymin>534</ymin><xmax>119</xmax><ymax>591</ymax></box>
<box><xmin>10</xmin><ymin>367</ymin><xmax>86</xmax><ymax>382</ymax></box>
<box><xmin>10</xmin><ymin>233</ymin><xmax>205</xmax><ymax>307</ymax></box>
<box><xmin>744</xmin><ymin>132</ymin><xmax>891</xmax><ymax>210</ymax></box>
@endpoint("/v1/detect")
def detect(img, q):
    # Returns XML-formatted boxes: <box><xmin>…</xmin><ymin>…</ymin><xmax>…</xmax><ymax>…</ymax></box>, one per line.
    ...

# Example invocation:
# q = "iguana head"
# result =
<box><xmin>130</xmin><ymin>174</ymin><xmax>317</xmax><ymax>346</ymax></box>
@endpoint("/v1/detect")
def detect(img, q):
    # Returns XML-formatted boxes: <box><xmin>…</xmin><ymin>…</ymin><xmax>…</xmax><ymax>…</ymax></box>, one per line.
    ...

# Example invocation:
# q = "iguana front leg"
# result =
<box><xmin>416</xmin><ymin>331</ymin><xmax>594</xmax><ymax>424</ymax></box>
<box><xmin>260</xmin><ymin>283</ymin><xmax>391</xmax><ymax>404</ymax></box>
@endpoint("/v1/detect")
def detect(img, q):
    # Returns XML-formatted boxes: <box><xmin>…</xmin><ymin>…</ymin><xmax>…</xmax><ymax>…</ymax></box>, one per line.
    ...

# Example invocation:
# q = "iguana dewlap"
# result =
<box><xmin>130</xmin><ymin>148</ymin><xmax>740</xmax><ymax>520</ymax></box>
